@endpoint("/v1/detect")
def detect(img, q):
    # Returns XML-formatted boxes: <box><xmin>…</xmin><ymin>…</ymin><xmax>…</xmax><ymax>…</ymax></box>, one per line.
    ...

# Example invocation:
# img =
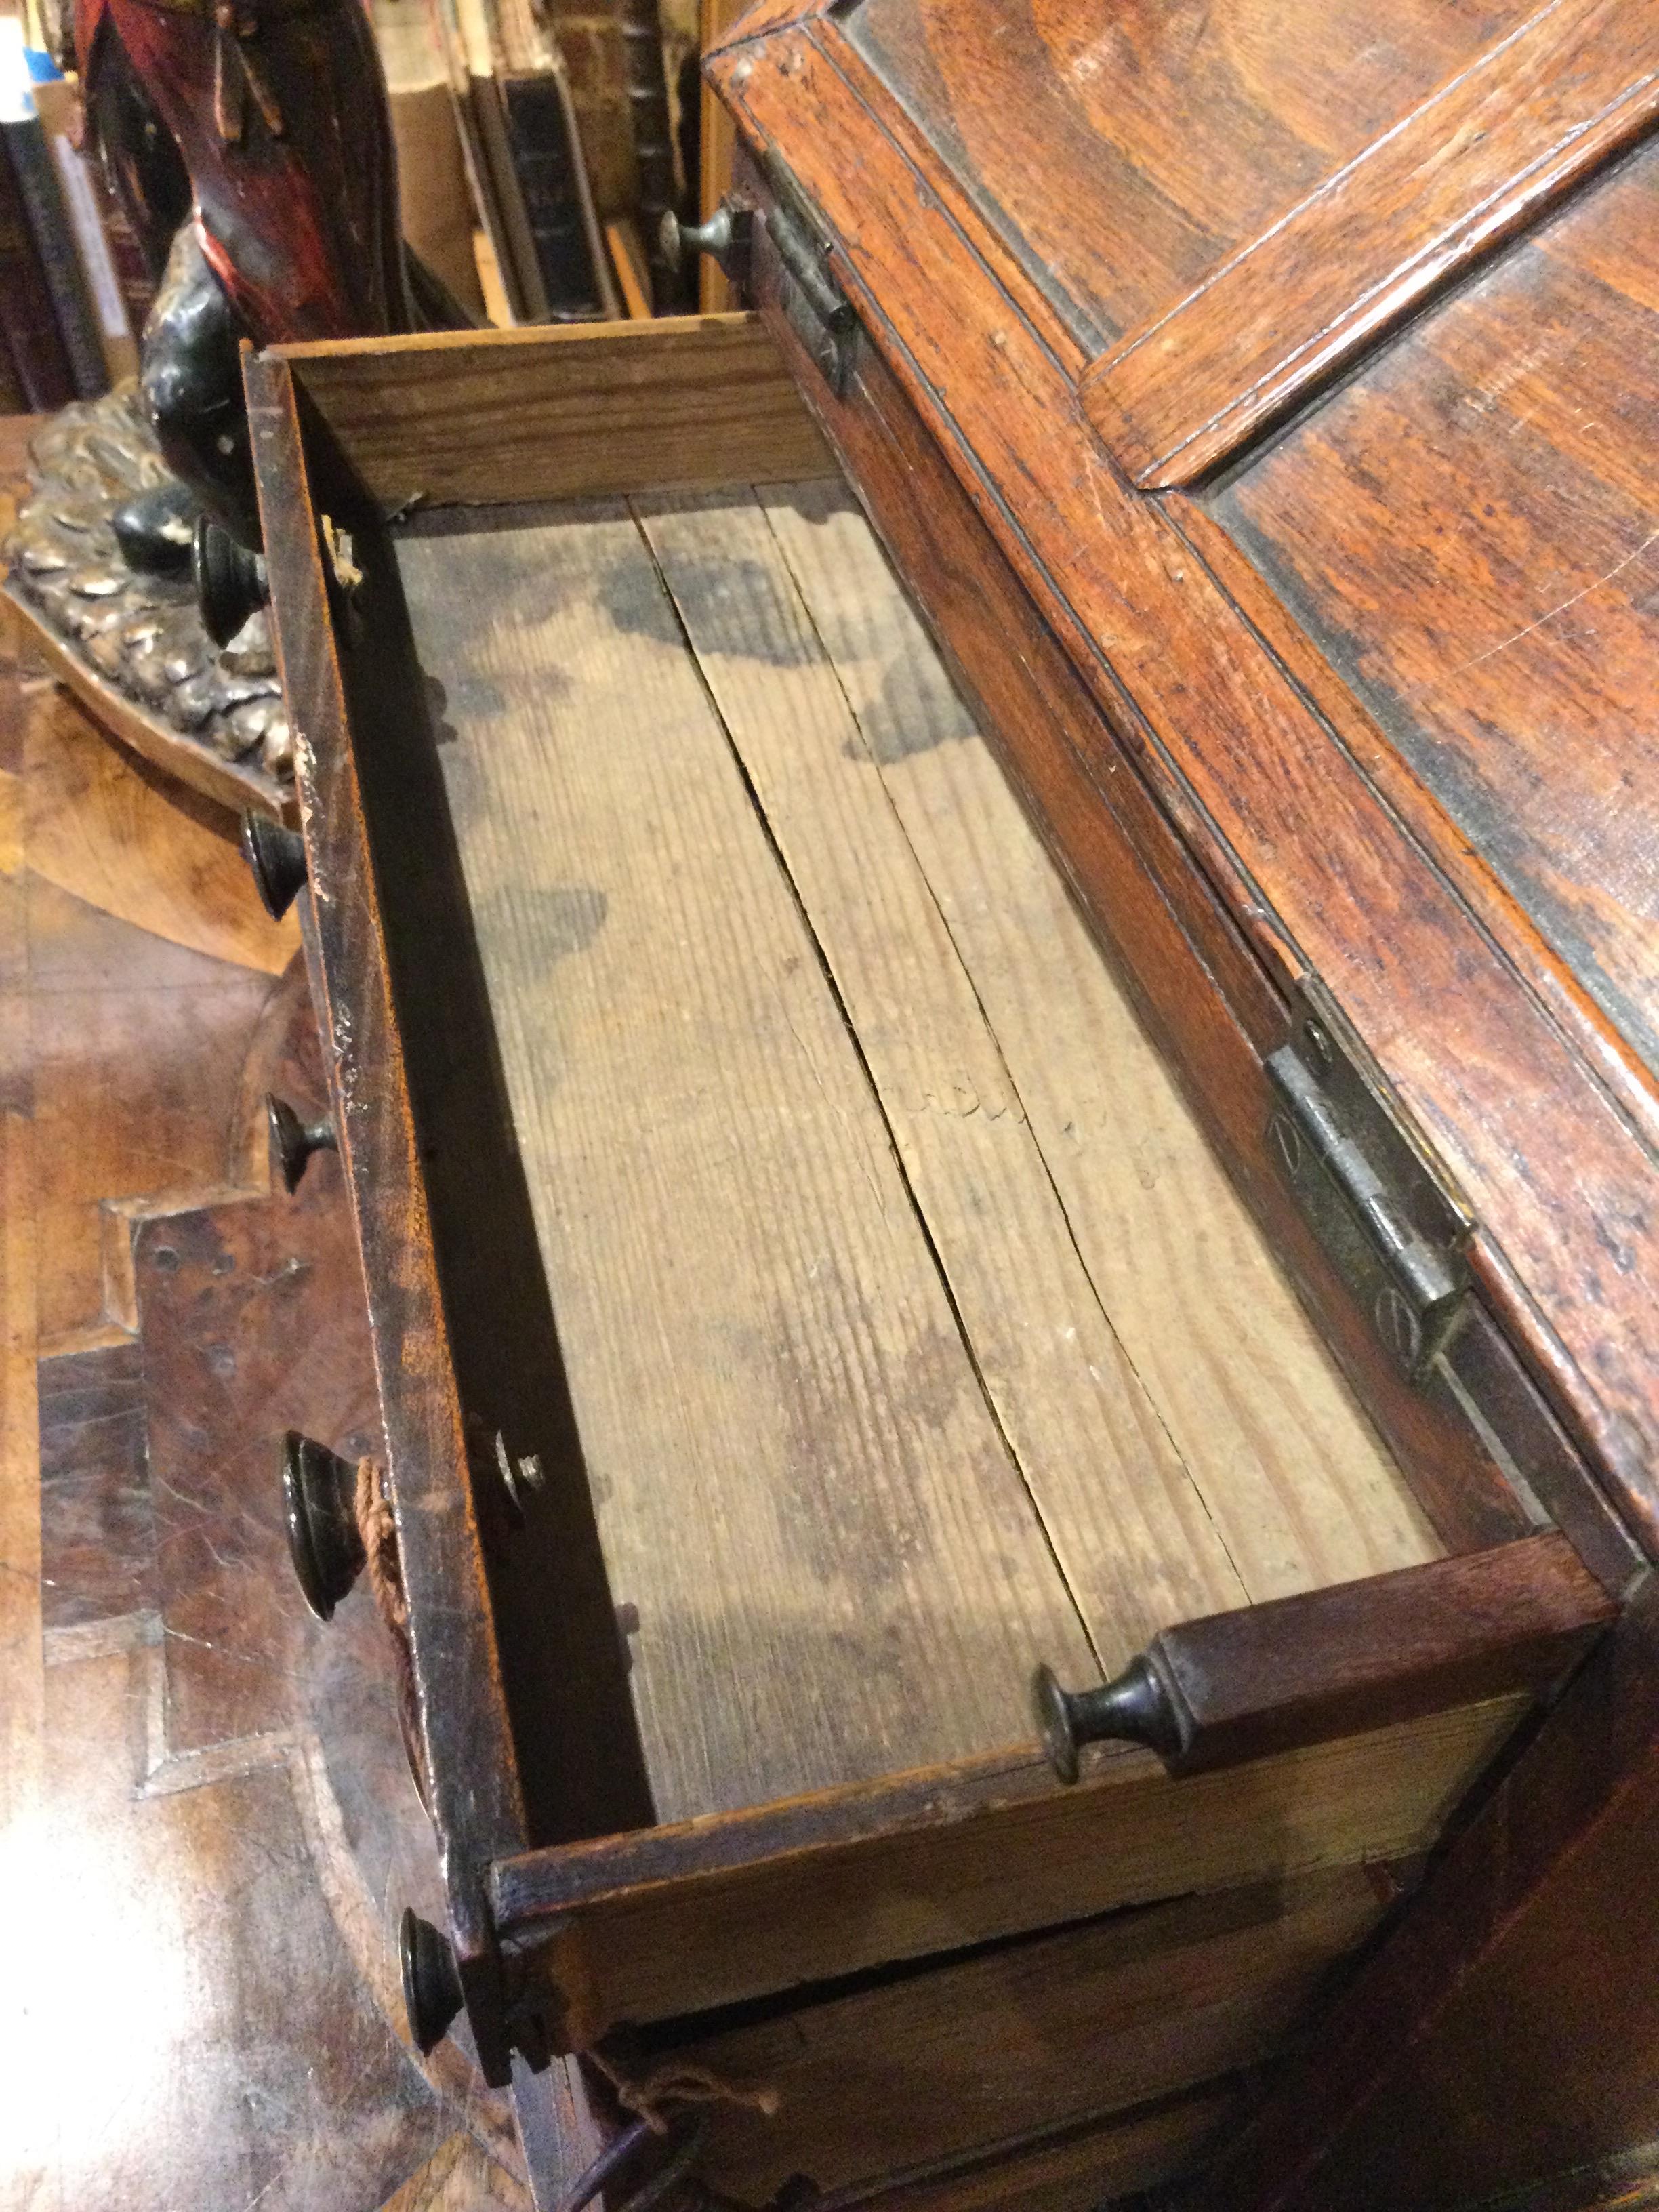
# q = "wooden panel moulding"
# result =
<box><xmin>1080</xmin><ymin>0</ymin><xmax>1659</xmax><ymax>486</ymax></box>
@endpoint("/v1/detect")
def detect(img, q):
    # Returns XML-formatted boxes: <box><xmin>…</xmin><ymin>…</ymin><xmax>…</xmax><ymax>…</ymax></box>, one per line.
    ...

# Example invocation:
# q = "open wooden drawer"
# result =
<box><xmin>243</xmin><ymin>314</ymin><xmax>1622</xmax><ymax>2209</ymax></box>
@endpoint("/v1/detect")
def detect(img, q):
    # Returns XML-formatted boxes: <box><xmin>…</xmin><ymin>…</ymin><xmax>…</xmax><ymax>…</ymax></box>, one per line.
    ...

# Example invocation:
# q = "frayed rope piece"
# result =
<box><xmin>354</xmin><ymin>1457</ymin><xmax>407</xmax><ymax>1632</ymax></box>
<box><xmin>593</xmin><ymin>2052</ymin><xmax>783</xmax><ymax>2134</ymax></box>
<box><xmin>353</xmin><ymin>1458</ymin><xmax>428</xmax><ymax>1807</ymax></box>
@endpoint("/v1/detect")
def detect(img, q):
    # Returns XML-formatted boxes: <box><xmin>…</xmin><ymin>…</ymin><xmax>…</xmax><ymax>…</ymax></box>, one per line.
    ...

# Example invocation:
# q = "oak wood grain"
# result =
<box><xmin>1082</xmin><ymin>0</ymin><xmax>1659</xmax><ymax>485</ymax></box>
<box><xmin>394</xmin><ymin>495</ymin><xmax>1097</xmax><ymax>1825</ymax></box>
<box><xmin>271</xmin><ymin>314</ymin><xmax>832</xmax><ymax>509</ymax></box>
<box><xmin>1212</xmin><ymin>138</ymin><xmax>1659</xmax><ymax>1105</ymax></box>
<box><xmin>740</xmin><ymin>300</ymin><xmax>1539</xmax><ymax>1563</ymax></box>
<box><xmin>495</xmin><ymin>1698</ymin><xmax>1527</xmax><ymax>2044</ymax></box>
<box><xmin>840</xmin><ymin>0</ymin><xmax>1534</xmax><ymax>356</ymax></box>
<box><xmin>634</xmin><ymin>485</ymin><xmax>1251</xmax><ymax>1662</ymax></box>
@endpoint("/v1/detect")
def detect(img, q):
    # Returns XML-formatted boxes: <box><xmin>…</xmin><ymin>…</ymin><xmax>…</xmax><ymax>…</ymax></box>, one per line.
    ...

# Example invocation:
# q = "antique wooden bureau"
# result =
<box><xmin>242</xmin><ymin>2</ymin><xmax>1659</xmax><ymax>2204</ymax></box>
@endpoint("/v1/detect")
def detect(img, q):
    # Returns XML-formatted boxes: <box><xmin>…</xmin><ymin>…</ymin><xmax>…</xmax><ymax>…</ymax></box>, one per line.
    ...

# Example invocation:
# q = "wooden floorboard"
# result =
<box><xmin>396</xmin><ymin>501</ymin><xmax>1097</xmax><ymax>1826</ymax></box>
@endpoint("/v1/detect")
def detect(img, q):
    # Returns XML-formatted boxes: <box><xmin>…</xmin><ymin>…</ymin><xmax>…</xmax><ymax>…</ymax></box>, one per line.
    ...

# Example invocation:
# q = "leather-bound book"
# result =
<box><xmin>2</xmin><ymin>107</ymin><xmax>109</xmax><ymax>399</ymax></box>
<box><xmin>0</xmin><ymin>126</ymin><xmax>73</xmax><ymax>409</ymax></box>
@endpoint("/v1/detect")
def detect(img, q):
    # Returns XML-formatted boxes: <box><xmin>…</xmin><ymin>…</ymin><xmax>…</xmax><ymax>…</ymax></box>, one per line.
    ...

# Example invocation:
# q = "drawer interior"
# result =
<box><xmin>384</xmin><ymin>461</ymin><xmax>1438</xmax><ymax>1827</ymax></box>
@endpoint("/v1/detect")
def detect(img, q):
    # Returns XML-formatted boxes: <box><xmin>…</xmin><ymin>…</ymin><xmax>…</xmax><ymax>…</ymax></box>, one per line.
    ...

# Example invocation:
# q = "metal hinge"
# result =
<box><xmin>762</xmin><ymin>150</ymin><xmax>859</xmax><ymax>396</ymax></box>
<box><xmin>1265</xmin><ymin>979</ymin><xmax>1472</xmax><ymax>1379</ymax></box>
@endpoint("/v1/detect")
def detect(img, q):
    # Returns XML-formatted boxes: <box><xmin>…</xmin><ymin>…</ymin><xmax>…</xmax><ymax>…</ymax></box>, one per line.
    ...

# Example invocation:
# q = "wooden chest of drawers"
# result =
<box><xmin>243</xmin><ymin>5</ymin><xmax>1659</xmax><ymax>2198</ymax></box>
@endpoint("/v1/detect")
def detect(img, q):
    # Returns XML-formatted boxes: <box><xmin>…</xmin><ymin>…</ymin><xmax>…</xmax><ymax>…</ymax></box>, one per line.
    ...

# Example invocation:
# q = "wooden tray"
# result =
<box><xmin>245</xmin><ymin>314</ymin><xmax>1618</xmax><ymax>2208</ymax></box>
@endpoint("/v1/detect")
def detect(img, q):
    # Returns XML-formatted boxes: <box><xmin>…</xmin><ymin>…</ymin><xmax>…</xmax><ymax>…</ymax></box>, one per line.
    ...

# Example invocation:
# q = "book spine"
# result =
<box><xmin>3</xmin><ymin>115</ymin><xmax>108</xmax><ymax>398</ymax></box>
<box><xmin>501</xmin><ymin>73</ymin><xmax>605</xmax><ymax>320</ymax></box>
<box><xmin>94</xmin><ymin>184</ymin><xmax>158</xmax><ymax>350</ymax></box>
<box><xmin>0</xmin><ymin>131</ymin><xmax>73</xmax><ymax>409</ymax></box>
<box><xmin>0</xmin><ymin>319</ymin><xmax>26</xmax><ymax>413</ymax></box>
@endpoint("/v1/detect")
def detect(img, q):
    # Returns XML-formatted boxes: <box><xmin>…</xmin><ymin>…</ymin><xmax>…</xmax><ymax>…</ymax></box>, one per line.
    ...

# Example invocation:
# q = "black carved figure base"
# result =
<box><xmin>5</xmin><ymin>384</ymin><xmax>293</xmax><ymax>785</ymax></box>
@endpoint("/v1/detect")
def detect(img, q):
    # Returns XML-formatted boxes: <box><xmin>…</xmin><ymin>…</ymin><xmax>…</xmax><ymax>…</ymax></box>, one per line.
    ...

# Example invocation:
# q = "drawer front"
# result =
<box><xmin>643</xmin><ymin>1866</ymin><xmax>1392</xmax><ymax>2203</ymax></box>
<box><xmin>735</xmin><ymin>157</ymin><xmax>1639</xmax><ymax>1598</ymax></box>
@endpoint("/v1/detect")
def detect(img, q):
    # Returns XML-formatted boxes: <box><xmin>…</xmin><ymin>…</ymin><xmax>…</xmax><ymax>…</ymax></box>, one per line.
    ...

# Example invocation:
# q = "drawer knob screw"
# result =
<box><xmin>266</xmin><ymin>1093</ymin><xmax>338</xmax><ymax>1193</ymax></box>
<box><xmin>401</xmin><ymin>1908</ymin><xmax>464</xmax><ymax>2055</ymax></box>
<box><xmin>1033</xmin><ymin>1655</ymin><xmax>1183</xmax><ymax>1784</ymax></box>
<box><xmin>282</xmin><ymin>1431</ymin><xmax>365</xmax><ymax>1621</ymax></box>
<box><xmin>239</xmin><ymin>812</ymin><xmax>308</xmax><ymax>920</ymax></box>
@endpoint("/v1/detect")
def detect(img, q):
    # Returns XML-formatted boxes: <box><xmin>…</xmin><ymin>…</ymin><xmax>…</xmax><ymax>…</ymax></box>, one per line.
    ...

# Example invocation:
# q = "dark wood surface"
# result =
<box><xmin>1080</xmin><ymin>0</ymin><xmax>1659</xmax><ymax>485</ymax></box>
<box><xmin>710</xmin><ymin>8</ymin><xmax>1659</xmax><ymax>1564</ymax></box>
<box><xmin>662</xmin><ymin>1865</ymin><xmax>1395</xmax><ymax>2203</ymax></box>
<box><xmin>1196</xmin><ymin>1570</ymin><xmax>1659</xmax><ymax>2212</ymax></box>
<box><xmin>493</xmin><ymin>1697</ymin><xmax>1523</xmax><ymax>2047</ymax></box>
<box><xmin>1144</xmin><ymin>1534</ymin><xmax>1612</xmax><ymax>1773</ymax></box>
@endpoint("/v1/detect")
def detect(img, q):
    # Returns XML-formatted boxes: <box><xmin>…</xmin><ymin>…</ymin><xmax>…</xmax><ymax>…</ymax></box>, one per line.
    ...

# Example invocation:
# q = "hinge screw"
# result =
<box><xmin>1302</xmin><ymin>1019</ymin><xmax>1336</xmax><ymax>1078</ymax></box>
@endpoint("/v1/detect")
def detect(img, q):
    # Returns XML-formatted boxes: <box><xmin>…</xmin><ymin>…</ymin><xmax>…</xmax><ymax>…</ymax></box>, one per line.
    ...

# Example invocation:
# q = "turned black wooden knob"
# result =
<box><xmin>1032</xmin><ymin>1654</ymin><xmax>1184</xmax><ymax>1784</ymax></box>
<box><xmin>239</xmin><ymin>811</ymin><xmax>307</xmax><ymax>920</ymax></box>
<box><xmin>660</xmin><ymin>201</ymin><xmax>751</xmax><ymax>281</ymax></box>
<box><xmin>281</xmin><ymin>1431</ymin><xmax>365</xmax><ymax>1622</ymax></box>
<box><xmin>401</xmin><ymin>1908</ymin><xmax>464</xmax><ymax>2055</ymax></box>
<box><xmin>194</xmin><ymin>512</ymin><xmax>269</xmax><ymax>648</ymax></box>
<box><xmin>266</xmin><ymin>1093</ymin><xmax>337</xmax><ymax>1193</ymax></box>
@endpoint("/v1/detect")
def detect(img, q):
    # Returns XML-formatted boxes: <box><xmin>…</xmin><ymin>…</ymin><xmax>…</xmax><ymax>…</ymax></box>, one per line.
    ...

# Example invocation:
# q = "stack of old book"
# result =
<box><xmin>400</xmin><ymin>0</ymin><xmax>695</xmax><ymax>321</ymax></box>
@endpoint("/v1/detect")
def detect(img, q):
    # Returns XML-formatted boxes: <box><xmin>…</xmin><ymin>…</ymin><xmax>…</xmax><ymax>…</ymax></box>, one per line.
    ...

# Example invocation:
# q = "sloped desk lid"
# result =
<box><xmin>831</xmin><ymin>0</ymin><xmax>1657</xmax><ymax>483</ymax></box>
<box><xmin>709</xmin><ymin>0</ymin><xmax>1659</xmax><ymax>1541</ymax></box>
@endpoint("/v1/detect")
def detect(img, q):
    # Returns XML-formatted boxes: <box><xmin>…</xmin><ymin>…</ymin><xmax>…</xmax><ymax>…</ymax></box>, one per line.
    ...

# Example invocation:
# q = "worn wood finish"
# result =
<box><xmin>1082</xmin><ymin>0</ymin><xmax>1659</xmax><ymax>485</ymax></box>
<box><xmin>663</xmin><ymin>1865</ymin><xmax>1391</xmax><ymax>2203</ymax></box>
<box><xmin>493</xmin><ymin>1697</ymin><xmax>1526</xmax><ymax>2046</ymax></box>
<box><xmin>246</xmin><ymin>356</ymin><xmax>537</xmax><ymax>2087</ymax></box>
<box><xmin>1212</xmin><ymin>137</ymin><xmax>1659</xmax><ymax>1103</ymax></box>
<box><xmin>712</xmin><ymin>20</ymin><xmax>1659</xmax><ymax>1555</ymax></box>
<box><xmin>743</xmin><ymin>477</ymin><xmax>1441</xmax><ymax>1600</ymax></box>
<box><xmin>268</xmin><ymin>314</ymin><xmax>832</xmax><ymax>509</ymax></box>
<box><xmin>394</xmin><ymin>493</ymin><xmax>1096</xmax><ymax>1822</ymax></box>
<box><xmin>835</xmin><ymin>0</ymin><xmax>1535</xmax><ymax>357</ymax></box>
<box><xmin>634</xmin><ymin>481</ymin><xmax>1425</xmax><ymax>1658</ymax></box>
